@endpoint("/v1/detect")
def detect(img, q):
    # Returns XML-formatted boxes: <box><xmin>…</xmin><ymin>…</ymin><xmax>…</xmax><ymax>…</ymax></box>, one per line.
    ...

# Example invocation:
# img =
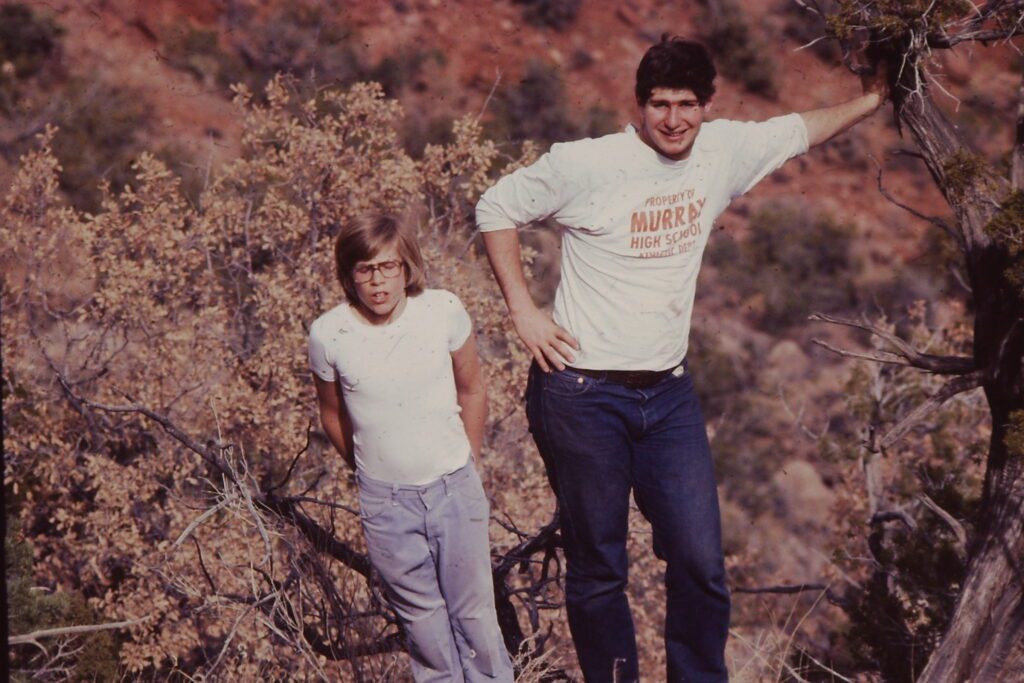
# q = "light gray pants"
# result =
<box><xmin>358</xmin><ymin>461</ymin><xmax>514</xmax><ymax>682</ymax></box>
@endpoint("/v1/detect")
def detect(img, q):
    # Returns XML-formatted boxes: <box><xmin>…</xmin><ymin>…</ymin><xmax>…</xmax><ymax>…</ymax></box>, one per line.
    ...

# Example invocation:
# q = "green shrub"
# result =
<box><xmin>0</xmin><ymin>4</ymin><xmax>63</xmax><ymax>78</ymax></box>
<box><xmin>366</xmin><ymin>48</ymin><xmax>440</xmax><ymax>97</ymax></box>
<box><xmin>706</xmin><ymin>398</ymin><xmax>782</xmax><ymax>514</ymax></box>
<box><xmin>50</xmin><ymin>79</ymin><xmax>151</xmax><ymax>212</ymax></box>
<box><xmin>777</xmin><ymin>0</ymin><xmax>842</xmax><ymax>64</ymax></box>
<box><xmin>402</xmin><ymin>114</ymin><xmax>456</xmax><ymax>158</ymax></box>
<box><xmin>235</xmin><ymin>5</ymin><xmax>363</xmax><ymax>91</ymax></box>
<box><xmin>159</xmin><ymin>21</ymin><xmax>247</xmax><ymax>90</ymax></box>
<box><xmin>686</xmin><ymin>333</ymin><xmax>780</xmax><ymax>513</ymax></box>
<box><xmin>841</xmin><ymin>477</ymin><xmax>977</xmax><ymax>682</ymax></box>
<box><xmin>707</xmin><ymin>201</ymin><xmax>860</xmax><ymax>330</ymax></box>
<box><xmin>513</xmin><ymin>0</ymin><xmax>582</xmax><ymax>31</ymax></box>
<box><xmin>687</xmin><ymin>329</ymin><xmax>754</xmax><ymax>420</ymax></box>
<box><xmin>703</xmin><ymin>0</ymin><xmax>777</xmax><ymax>99</ymax></box>
<box><xmin>7</xmin><ymin>521</ymin><xmax>121</xmax><ymax>681</ymax></box>
<box><xmin>160</xmin><ymin>7</ymin><xmax>436</xmax><ymax>101</ymax></box>
<box><xmin>984</xmin><ymin>190</ymin><xmax>1024</xmax><ymax>293</ymax></box>
<box><xmin>490</xmin><ymin>60</ymin><xmax>616</xmax><ymax>147</ymax></box>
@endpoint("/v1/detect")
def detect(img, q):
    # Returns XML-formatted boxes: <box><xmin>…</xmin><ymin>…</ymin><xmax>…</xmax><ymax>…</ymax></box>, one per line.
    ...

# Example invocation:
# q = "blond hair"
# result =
<box><xmin>334</xmin><ymin>215</ymin><xmax>426</xmax><ymax>302</ymax></box>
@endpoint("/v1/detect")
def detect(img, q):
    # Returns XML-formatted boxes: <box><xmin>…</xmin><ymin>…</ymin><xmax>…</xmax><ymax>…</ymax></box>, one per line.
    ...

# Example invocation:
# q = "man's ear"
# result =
<box><xmin>704</xmin><ymin>98</ymin><xmax>713</xmax><ymax>113</ymax></box>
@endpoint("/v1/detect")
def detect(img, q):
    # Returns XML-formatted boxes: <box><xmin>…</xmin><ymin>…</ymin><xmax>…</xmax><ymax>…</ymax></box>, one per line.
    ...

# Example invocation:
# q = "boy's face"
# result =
<box><xmin>351</xmin><ymin>242</ymin><xmax>408</xmax><ymax>324</ymax></box>
<box><xmin>637</xmin><ymin>87</ymin><xmax>709</xmax><ymax>160</ymax></box>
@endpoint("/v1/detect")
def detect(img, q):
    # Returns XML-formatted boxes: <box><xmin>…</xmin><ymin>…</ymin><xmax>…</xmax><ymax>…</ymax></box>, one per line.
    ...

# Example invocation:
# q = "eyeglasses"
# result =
<box><xmin>352</xmin><ymin>259</ymin><xmax>404</xmax><ymax>283</ymax></box>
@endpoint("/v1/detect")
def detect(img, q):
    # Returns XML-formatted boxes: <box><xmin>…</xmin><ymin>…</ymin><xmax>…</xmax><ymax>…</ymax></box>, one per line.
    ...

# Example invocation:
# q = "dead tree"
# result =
<box><xmin>799</xmin><ymin>1</ymin><xmax>1024</xmax><ymax>679</ymax></box>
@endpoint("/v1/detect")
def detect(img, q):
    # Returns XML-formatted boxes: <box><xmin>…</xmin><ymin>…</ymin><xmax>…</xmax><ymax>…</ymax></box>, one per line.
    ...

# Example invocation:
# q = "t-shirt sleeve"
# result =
<box><xmin>445</xmin><ymin>292</ymin><xmax>473</xmax><ymax>352</ymax></box>
<box><xmin>307</xmin><ymin>319</ymin><xmax>336</xmax><ymax>382</ymax></box>
<box><xmin>475</xmin><ymin>145</ymin><xmax>578</xmax><ymax>232</ymax></box>
<box><xmin>720</xmin><ymin>113</ymin><xmax>809</xmax><ymax>198</ymax></box>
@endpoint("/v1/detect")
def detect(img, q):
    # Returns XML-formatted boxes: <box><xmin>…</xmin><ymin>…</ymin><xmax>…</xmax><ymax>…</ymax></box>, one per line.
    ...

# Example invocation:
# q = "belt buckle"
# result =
<box><xmin>623</xmin><ymin>370</ymin><xmax>653</xmax><ymax>390</ymax></box>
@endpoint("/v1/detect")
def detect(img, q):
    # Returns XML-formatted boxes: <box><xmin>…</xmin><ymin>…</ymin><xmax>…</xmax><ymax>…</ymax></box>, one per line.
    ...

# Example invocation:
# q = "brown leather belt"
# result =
<box><xmin>566</xmin><ymin>362</ymin><xmax>685</xmax><ymax>390</ymax></box>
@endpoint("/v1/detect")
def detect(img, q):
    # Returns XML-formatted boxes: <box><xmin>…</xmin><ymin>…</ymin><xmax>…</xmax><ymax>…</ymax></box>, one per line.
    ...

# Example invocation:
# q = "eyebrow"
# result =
<box><xmin>650</xmin><ymin>97</ymin><xmax>700</xmax><ymax>105</ymax></box>
<box><xmin>356</xmin><ymin>258</ymin><xmax>399</xmax><ymax>265</ymax></box>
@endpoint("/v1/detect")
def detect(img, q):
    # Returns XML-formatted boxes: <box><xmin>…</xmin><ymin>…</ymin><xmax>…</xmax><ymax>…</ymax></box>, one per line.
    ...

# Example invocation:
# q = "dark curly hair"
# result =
<box><xmin>635</xmin><ymin>35</ymin><xmax>717</xmax><ymax>105</ymax></box>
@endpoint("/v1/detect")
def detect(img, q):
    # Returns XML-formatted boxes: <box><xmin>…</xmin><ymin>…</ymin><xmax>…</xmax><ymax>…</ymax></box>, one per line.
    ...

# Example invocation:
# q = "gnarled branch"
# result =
<box><xmin>732</xmin><ymin>582</ymin><xmax>849</xmax><ymax>609</ymax></box>
<box><xmin>810</xmin><ymin>313</ymin><xmax>976</xmax><ymax>374</ymax></box>
<box><xmin>919</xmin><ymin>493</ymin><xmax>969</xmax><ymax>562</ymax></box>
<box><xmin>872</xmin><ymin>156</ymin><xmax>959</xmax><ymax>243</ymax></box>
<box><xmin>10</xmin><ymin>615</ymin><xmax>153</xmax><ymax>647</ymax></box>
<box><xmin>875</xmin><ymin>371</ymin><xmax>985</xmax><ymax>450</ymax></box>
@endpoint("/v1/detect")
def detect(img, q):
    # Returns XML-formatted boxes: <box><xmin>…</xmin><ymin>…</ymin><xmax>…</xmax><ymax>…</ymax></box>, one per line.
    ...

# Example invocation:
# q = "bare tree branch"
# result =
<box><xmin>732</xmin><ymin>582</ymin><xmax>826</xmax><ymax>595</ymax></box>
<box><xmin>871</xmin><ymin>508</ymin><xmax>918</xmax><ymax>531</ymax></box>
<box><xmin>929</xmin><ymin>28</ymin><xmax>1024</xmax><ymax>48</ymax></box>
<box><xmin>927</xmin><ymin>1</ymin><xmax>1024</xmax><ymax>48</ymax></box>
<box><xmin>809</xmin><ymin>338</ymin><xmax>912</xmax><ymax>367</ymax></box>
<box><xmin>9</xmin><ymin>615</ymin><xmax>153</xmax><ymax>646</ymax></box>
<box><xmin>173</xmin><ymin>498</ymin><xmax>233</xmax><ymax>549</ymax></box>
<box><xmin>282</xmin><ymin>495</ymin><xmax>359</xmax><ymax>515</ymax></box>
<box><xmin>261</xmin><ymin>493</ymin><xmax>374</xmax><ymax>578</ymax></box>
<box><xmin>58</xmin><ymin>381</ymin><xmax>230</xmax><ymax>476</ymax></box>
<box><xmin>192</xmin><ymin>538</ymin><xmax>219</xmax><ymax>593</ymax></box>
<box><xmin>1014</xmin><ymin>64</ymin><xmax>1024</xmax><ymax>190</ymax></box>
<box><xmin>732</xmin><ymin>582</ymin><xmax>849</xmax><ymax>608</ymax></box>
<box><xmin>810</xmin><ymin>313</ymin><xmax>976</xmax><ymax>374</ymax></box>
<box><xmin>919</xmin><ymin>493</ymin><xmax>969</xmax><ymax>561</ymax></box>
<box><xmin>876</xmin><ymin>371</ymin><xmax>985</xmax><ymax>450</ymax></box>
<box><xmin>872</xmin><ymin>157</ymin><xmax>959</xmax><ymax>242</ymax></box>
<box><xmin>46</xmin><ymin>366</ymin><xmax>569</xmax><ymax>672</ymax></box>
<box><xmin>49</xmin><ymin>368</ymin><xmax>376</xmax><ymax>578</ymax></box>
<box><xmin>267</xmin><ymin>420</ymin><xmax>314</xmax><ymax>494</ymax></box>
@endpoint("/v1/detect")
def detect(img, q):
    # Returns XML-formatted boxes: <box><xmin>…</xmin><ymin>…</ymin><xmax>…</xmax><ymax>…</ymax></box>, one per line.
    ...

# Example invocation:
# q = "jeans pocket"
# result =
<box><xmin>542</xmin><ymin>368</ymin><xmax>595</xmax><ymax>397</ymax></box>
<box><xmin>452</xmin><ymin>468</ymin><xmax>490</xmax><ymax>523</ymax></box>
<box><xmin>465</xmin><ymin>497</ymin><xmax>490</xmax><ymax>523</ymax></box>
<box><xmin>358</xmin><ymin>491</ymin><xmax>390</xmax><ymax>522</ymax></box>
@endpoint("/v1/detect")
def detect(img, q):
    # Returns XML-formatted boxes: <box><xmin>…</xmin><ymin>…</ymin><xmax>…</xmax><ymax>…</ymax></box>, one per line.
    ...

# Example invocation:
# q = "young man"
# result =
<box><xmin>476</xmin><ymin>37</ymin><xmax>885</xmax><ymax>683</ymax></box>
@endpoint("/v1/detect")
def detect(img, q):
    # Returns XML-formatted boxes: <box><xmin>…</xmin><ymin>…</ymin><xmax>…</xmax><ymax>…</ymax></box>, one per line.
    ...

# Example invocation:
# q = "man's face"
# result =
<box><xmin>637</xmin><ymin>87</ymin><xmax>708</xmax><ymax>161</ymax></box>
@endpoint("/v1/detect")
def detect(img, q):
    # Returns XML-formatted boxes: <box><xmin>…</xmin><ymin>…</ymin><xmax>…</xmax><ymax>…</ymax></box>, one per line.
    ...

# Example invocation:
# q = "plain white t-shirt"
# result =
<box><xmin>475</xmin><ymin>114</ymin><xmax>809</xmax><ymax>370</ymax></box>
<box><xmin>308</xmin><ymin>289</ymin><xmax>473</xmax><ymax>485</ymax></box>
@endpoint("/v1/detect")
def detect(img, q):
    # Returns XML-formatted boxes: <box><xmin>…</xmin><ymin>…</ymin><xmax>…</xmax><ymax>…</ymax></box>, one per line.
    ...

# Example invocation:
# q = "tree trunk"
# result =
<box><xmin>891</xmin><ymin>59</ymin><xmax>1024</xmax><ymax>683</ymax></box>
<box><xmin>918</xmin><ymin>410</ymin><xmax>1024</xmax><ymax>682</ymax></box>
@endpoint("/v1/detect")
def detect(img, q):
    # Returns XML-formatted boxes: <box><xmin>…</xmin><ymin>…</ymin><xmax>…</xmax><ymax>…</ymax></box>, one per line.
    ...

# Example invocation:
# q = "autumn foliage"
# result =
<box><xmin>3</xmin><ymin>76</ymin><xmax>554</xmax><ymax>679</ymax></box>
<box><xmin>6</xmin><ymin>0</ymin><xmax>1023</xmax><ymax>678</ymax></box>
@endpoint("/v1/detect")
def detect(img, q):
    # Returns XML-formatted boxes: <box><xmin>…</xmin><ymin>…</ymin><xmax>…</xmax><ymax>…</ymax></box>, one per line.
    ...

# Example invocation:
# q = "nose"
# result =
<box><xmin>666</xmin><ymin>105</ymin><xmax>684</xmax><ymax>129</ymax></box>
<box><xmin>369</xmin><ymin>265</ymin><xmax>385</xmax><ymax>283</ymax></box>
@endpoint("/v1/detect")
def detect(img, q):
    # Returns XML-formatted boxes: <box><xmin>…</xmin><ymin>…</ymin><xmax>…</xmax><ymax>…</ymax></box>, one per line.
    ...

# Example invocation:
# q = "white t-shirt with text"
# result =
<box><xmin>308</xmin><ymin>289</ymin><xmax>473</xmax><ymax>485</ymax></box>
<box><xmin>476</xmin><ymin>114</ymin><xmax>809</xmax><ymax>370</ymax></box>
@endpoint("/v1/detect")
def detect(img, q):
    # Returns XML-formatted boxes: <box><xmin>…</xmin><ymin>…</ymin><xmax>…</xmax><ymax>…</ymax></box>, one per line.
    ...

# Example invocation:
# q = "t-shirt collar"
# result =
<box><xmin>342</xmin><ymin>296</ymin><xmax>411</xmax><ymax>332</ymax></box>
<box><xmin>624</xmin><ymin>122</ymin><xmax>704</xmax><ymax>168</ymax></box>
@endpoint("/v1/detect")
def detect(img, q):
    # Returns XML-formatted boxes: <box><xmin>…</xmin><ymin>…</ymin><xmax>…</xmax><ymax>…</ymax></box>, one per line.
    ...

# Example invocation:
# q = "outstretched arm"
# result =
<box><xmin>482</xmin><ymin>229</ymin><xmax>579</xmax><ymax>372</ymax></box>
<box><xmin>800</xmin><ymin>72</ymin><xmax>888</xmax><ymax>147</ymax></box>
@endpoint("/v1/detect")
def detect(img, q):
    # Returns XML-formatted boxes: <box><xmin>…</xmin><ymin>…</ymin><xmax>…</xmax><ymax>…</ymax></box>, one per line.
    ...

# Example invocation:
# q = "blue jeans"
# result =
<box><xmin>525</xmin><ymin>363</ymin><xmax>730</xmax><ymax>683</ymax></box>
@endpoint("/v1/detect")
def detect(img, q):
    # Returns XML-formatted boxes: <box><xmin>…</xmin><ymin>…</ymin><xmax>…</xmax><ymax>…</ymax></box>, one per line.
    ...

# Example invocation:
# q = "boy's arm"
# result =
<box><xmin>451</xmin><ymin>334</ymin><xmax>487</xmax><ymax>458</ymax></box>
<box><xmin>482</xmin><ymin>228</ymin><xmax>579</xmax><ymax>372</ymax></box>
<box><xmin>313</xmin><ymin>375</ymin><xmax>355</xmax><ymax>471</ymax></box>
